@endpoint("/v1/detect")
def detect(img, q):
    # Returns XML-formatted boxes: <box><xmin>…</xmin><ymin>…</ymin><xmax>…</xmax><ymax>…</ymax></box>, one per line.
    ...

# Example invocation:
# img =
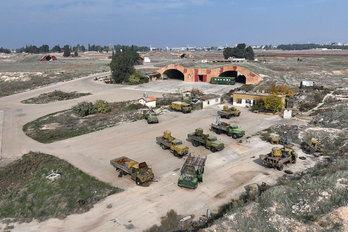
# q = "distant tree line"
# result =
<box><xmin>276</xmin><ymin>43</ymin><xmax>348</xmax><ymax>50</ymax></box>
<box><xmin>223</xmin><ymin>43</ymin><xmax>254</xmax><ymax>60</ymax></box>
<box><xmin>0</xmin><ymin>47</ymin><xmax>11</xmax><ymax>54</ymax></box>
<box><xmin>8</xmin><ymin>44</ymin><xmax>150</xmax><ymax>55</ymax></box>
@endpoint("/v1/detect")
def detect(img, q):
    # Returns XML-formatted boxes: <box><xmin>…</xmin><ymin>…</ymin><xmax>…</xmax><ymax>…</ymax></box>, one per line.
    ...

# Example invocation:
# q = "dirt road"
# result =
<box><xmin>0</xmin><ymin>77</ymin><xmax>316</xmax><ymax>231</ymax></box>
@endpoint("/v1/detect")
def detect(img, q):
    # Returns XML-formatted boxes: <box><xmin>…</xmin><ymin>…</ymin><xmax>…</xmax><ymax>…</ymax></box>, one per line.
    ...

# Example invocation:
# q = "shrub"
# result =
<box><xmin>72</xmin><ymin>101</ymin><xmax>96</xmax><ymax>117</ymax></box>
<box><xmin>94</xmin><ymin>100</ymin><xmax>110</xmax><ymax>114</ymax></box>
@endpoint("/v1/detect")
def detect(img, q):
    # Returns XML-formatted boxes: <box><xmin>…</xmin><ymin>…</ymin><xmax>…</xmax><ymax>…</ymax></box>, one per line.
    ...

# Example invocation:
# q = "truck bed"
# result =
<box><xmin>110</xmin><ymin>156</ymin><xmax>135</xmax><ymax>173</ymax></box>
<box><xmin>187</xmin><ymin>133</ymin><xmax>206</xmax><ymax>143</ymax></box>
<box><xmin>156</xmin><ymin>136</ymin><xmax>170</xmax><ymax>146</ymax></box>
<box><xmin>182</xmin><ymin>153</ymin><xmax>207</xmax><ymax>173</ymax></box>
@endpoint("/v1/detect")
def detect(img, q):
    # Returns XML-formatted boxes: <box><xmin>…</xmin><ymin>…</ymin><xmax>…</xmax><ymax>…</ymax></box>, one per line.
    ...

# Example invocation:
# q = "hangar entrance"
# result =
<box><xmin>219</xmin><ymin>71</ymin><xmax>246</xmax><ymax>84</ymax></box>
<box><xmin>236</xmin><ymin>75</ymin><xmax>246</xmax><ymax>84</ymax></box>
<box><xmin>163</xmin><ymin>69</ymin><xmax>184</xmax><ymax>80</ymax></box>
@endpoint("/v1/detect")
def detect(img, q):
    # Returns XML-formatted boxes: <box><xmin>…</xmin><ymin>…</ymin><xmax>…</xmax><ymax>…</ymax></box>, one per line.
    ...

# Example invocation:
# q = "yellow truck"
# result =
<box><xmin>110</xmin><ymin>156</ymin><xmax>154</xmax><ymax>186</ymax></box>
<box><xmin>156</xmin><ymin>131</ymin><xmax>189</xmax><ymax>157</ymax></box>
<box><xmin>171</xmin><ymin>101</ymin><xmax>192</xmax><ymax>113</ymax></box>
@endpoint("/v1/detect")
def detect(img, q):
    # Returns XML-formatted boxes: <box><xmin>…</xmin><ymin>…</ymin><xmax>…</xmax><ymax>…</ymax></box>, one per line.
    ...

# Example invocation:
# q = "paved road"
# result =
<box><xmin>0</xmin><ymin>76</ymin><xmax>314</xmax><ymax>232</ymax></box>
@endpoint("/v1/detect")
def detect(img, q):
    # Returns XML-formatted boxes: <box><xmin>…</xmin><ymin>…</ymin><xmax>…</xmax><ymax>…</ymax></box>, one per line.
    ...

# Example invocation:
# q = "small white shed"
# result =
<box><xmin>139</xmin><ymin>96</ymin><xmax>157</xmax><ymax>108</ymax></box>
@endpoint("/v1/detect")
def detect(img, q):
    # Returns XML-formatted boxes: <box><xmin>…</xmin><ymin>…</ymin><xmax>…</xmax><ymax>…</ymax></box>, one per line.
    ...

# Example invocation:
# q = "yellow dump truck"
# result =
<box><xmin>171</xmin><ymin>101</ymin><xmax>192</xmax><ymax>113</ymax></box>
<box><xmin>110</xmin><ymin>156</ymin><xmax>154</xmax><ymax>186</ymax></box>
<box><xmin>217</xmin><ymin>106</ymin><xmax>241</xmax><ymax>119</ymax></box>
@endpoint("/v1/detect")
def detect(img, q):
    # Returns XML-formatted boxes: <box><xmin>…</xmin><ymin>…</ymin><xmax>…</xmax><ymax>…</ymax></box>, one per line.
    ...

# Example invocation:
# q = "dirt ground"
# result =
<box><xmin>0</xmin><ymin>74</ymin><xmax>321</xmax><ymax>232</ymax></box>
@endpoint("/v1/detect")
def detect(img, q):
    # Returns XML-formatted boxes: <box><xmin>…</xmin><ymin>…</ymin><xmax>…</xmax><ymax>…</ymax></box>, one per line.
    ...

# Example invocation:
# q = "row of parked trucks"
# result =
<box><xmin>110</xmin><ymin>105</ymin><xmax>245</xmax><ymax>188</ymax></box>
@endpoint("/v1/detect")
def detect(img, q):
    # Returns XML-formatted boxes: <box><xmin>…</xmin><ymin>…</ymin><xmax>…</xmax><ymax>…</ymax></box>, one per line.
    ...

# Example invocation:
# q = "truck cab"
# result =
<box><xmin>206</xmin><ymin>135</ymin><xmax>224</xmax><ymax>152</ymax></box>
<box><xmin>129</xmin><ymin>161</ymin><xmax>154</xmax><ymax>186</ymax></box>
<box><xmin>228</xmin><ymin>125</ymin><xmax>245</xmax><ymax>139</ymax></box>
<box><xmin>178</xmin><ymin>165</ymin><xmax>202</xmax><ymax>189</ymax></box>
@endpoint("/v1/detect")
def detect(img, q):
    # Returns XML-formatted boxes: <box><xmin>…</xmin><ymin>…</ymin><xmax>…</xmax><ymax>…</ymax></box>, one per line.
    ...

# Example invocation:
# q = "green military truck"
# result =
<box><xmin>144</xmin><ymin>110</ymin><xmax>159</xmax><ymax>124</ymax></box>
<box><xmin>217</xmin><ymin>106</ymin><xmax>241</xmax><ymax>119</ymax></box>
<box><xmin>172</xmin><ymin>101</ymin><xmax>192</xmax><ymax>114</ymax></box>
<box><xmin>187</xmin><ymin>128</ymin><xmax>224</xmax><ymax>153</ymax></box>
<box><xmin>210</xmin><ymin>116</ymin><xmax>245</xmax><ymax>139</ymax></box>
<box><xmin>110</xmin><ymin>156</ymin><xmax>154</xmax><ymax>186</ymax></box>
<box><xmin>178</xmin><ymin>153</ymin><xmax>207</xmax><ymax>189</ymax></box>
<box><xmin>156</xmin><ymin>131</ymin><xmax>189</xmax><ymax>157</ymax></box>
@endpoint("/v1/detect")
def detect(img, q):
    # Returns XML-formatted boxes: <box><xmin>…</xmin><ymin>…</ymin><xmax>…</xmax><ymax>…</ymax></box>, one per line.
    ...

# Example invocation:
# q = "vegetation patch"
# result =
<box><xmin>21</xmin><ymin>90</ymin><xmax>91</xmax><ymax>104</ymax></box>
<box><xmin>0</xmin><ymin>151</ymin><xmax>122</xmax><ymax>222</ymax></box>
<box><xmin>23</xmin><ymin>100</ymin><xmax>147</xmax><ymax>143</ymax></box>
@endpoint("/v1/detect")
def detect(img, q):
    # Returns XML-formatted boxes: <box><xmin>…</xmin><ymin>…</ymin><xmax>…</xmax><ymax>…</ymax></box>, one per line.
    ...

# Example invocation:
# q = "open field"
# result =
<box><xmin>0</xmin><ymin>50</ymin><xmax>348</xmax><ymax>231</ymax></box>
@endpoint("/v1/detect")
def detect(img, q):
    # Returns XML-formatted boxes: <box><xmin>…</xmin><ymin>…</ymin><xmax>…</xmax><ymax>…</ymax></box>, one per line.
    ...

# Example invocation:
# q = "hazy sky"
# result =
<box><xmin>1</xmin><ymin>0</ymin><xmax>347</xmax><ymax>49</ymax></box>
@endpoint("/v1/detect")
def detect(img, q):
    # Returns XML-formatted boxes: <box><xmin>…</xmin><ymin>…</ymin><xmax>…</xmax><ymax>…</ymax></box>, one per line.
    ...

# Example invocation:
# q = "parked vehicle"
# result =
<box><xmin>211</xmin><ymin>116</ymin><xmax>245</xmax><ymax>139</ymax></box>
<box><xmin>210</xmin><ymin>77</ymin><xmax>236</xmax><ymax>85</ymax></box>
<box><xmin>260</xmin><ymin>145</ymin><xmax>298</xmax><ymax>171</ymax></box>
<box><xmin>156</xmin><ymin>131</ymin><xmax>189</xmax><ymax>157</ymax></box>
<box><xmin>178</xmin><ymin>153</ymin><xmax>207</xmax><ymax>189</ymax></box>
<box><xmin>110</xmin><ymin>156</ymin><xmax>154</xmax><ymax>186</ymax></box>
<box><xmin>187</xmin><ymin>128</ymin><xmax>224</xmax><ymax>153</ymax></box>
<box><xmin>300</xmin><ymin>138</ymin><xmax>325</xmax><ymax>154</ymax></box>
<box><xmin>104</xmin><ymin>78</ymin><xmax>113</xmax><ymax>84</ymax></box>
<box><xmin>171</xmin><ymin>101</ymin><xmax>192</xmax><ymax>113</ymax></box>
<box><xmin>217</xmin><ymin>106</ymin><xmax>241</xmax><ymax>119</ymax></box>
<box><xmin>144</xmin><ymin>110</ymin><xmax>159</xmax><ymax>124</ymax></box>
<box><xmin>270</xmin><ymin>137</ymin><xmax>291</xmax><ymax>145</ymax></box>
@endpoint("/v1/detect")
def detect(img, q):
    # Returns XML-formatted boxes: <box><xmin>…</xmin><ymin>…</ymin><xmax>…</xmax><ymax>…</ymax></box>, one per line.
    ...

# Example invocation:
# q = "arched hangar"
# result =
<box><xmin>156</xmin><ymin>65</ymin><xmax>262</xmax><ymax>85</ymax></box>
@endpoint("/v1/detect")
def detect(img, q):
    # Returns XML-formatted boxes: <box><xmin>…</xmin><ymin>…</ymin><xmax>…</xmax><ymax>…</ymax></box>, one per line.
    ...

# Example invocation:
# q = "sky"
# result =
<box><xmin>1</xmin><ymin>0</ymin><xmax>347</xmax><ymax>49</ymax></box>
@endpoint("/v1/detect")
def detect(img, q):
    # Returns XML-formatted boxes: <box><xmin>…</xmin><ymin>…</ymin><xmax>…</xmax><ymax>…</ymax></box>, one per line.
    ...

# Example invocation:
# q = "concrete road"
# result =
<box><xmin>0</xmin><ymin>76</ymin><xmax>315</xmax><ymax>232</ymax></box>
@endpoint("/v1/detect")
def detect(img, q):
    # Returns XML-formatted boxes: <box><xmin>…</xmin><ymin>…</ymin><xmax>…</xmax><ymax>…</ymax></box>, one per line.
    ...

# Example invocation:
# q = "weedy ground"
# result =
<box><xmin>0</xmin><ymin>152</ymin><xmax>122</xmax><ymax>223</ymax></box>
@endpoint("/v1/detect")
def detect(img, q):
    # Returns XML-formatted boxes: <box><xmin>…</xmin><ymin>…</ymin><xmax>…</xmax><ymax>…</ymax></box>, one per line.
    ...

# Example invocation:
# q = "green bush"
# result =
<box><xmin>72</xmin><ymin>101</ymin><xmax>96</xmax><ymax>117</ymax></box>
<box><xmin>94</xmin><ymin>100</ymin><xmax>110</xmax><ymax>113</ymax></box>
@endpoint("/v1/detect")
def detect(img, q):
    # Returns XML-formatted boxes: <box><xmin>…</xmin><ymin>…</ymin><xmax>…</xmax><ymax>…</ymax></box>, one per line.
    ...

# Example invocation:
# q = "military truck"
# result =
<box><xmin>300</xmin><ymin>138</ymin><xmax>325</xmax><ymax>154</ymax></box>
<box><xmin>110</xmin><ymin>156</ymin><xmax>154</xmax><ymax>186</ymax></box>
<box><xmin>217</xmin><ymin>106</ymin><xmax>241</xmax><ymax>119</ymax></box>
<box><xmin>210</xmin><ymin>116</ymin><xmax>245</xmax><ymax>139</ymax></box>
<box><xmin>172</xmin><ymin>101</ymin><xmax>192</xmax><ymax>113</ymax></box>
<box><xmin>156</xmin><ymin>131</ymin><xmax>189</xmax><ymax>157</ymax></box>
<box><xmin>260</xmin><ymin>145</ymin><xmax>298</xmax><ymax>171</ymax></box>
<box><xmin>178</xmin><ymin>153</ymin><xmax>207</xmax><ymax>189</ymax></box>
<box><xmin>187</xmin><ymin>128</ymin><xmax>224</xmax><ymax>152</ymax></box>
<box><xmin>270</xmin><ymin>137</ymin><xmax>291</xmax><ymax>145</ymax></box>
<box><xmin>144</xmin><ymin>110</ymin><xmax>159</xmax><ymax>124</ymax></box>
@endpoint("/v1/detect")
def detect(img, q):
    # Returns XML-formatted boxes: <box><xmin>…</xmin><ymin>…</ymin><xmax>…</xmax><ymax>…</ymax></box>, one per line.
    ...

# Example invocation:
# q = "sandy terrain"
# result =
<box><xmin>0</xmin><ymin>77</ymin><xmax>318</xmax><ymax>232</ymax></box>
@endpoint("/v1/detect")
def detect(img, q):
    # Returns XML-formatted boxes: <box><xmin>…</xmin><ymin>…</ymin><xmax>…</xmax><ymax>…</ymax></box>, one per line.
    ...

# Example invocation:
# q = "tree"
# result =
<box><xmin>125</xmin><ymin>50</ymin><xmax>141</xmax><ymax>65</ymax></box>
<box><xmin>52</xmin><ymin>45</ymin><xmax>61</xmax><ymax>53</ymax></box>
<box><xmin>110</xmin><ymin>51</ymin><xmax>135</xmax><ymax>83</ymax></box>
<box><xmin>74</xmin><ymin>50</ymin><xmax>78</xmax><ymax>57</ymax></box>
<box><xmin>245</xmin><ymin>46</ymin><xmax>254</xmax><ymax>61</ymax></box>
<box><xmin>263</xmin><ymin>94</ymin><xmax>284</xmax><ymax>113</ymax></box>
<box><xmin>223</xmin><ymin>47</ymin><xmax>233</xmax><ymax>59</ymax></box>
<box><xmin>63</xmin><ymin>45</ymin><xmax>70</xmax><ymax>57</ymax></box>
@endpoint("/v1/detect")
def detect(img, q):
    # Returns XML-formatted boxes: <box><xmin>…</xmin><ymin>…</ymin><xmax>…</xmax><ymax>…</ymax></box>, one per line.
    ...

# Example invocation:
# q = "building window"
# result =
<box><xmin>237</xmin><ymin>98</ymin><xmax>242</xmax><ymax>104</ymax></box>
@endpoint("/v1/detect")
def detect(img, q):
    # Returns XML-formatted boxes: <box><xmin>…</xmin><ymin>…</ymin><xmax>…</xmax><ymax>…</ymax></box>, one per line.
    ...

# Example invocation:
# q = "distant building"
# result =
<box><xmin>233</xmin><ymin>91</ymin><xmax>286</xmax><ymax>108</ymax></box>
<box><xmin>139</xmin><ymin>96</ymin><xmax>157</xmax><ymax>108</ymax></box>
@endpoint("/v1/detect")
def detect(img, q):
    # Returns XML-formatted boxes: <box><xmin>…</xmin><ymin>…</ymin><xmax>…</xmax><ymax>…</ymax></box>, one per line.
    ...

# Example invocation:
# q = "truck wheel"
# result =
<box><xmin>211</xmin><ymin>147</ymin><xmax>216</xmax><ymax>153</ymax></box>
<box><xmin>161</xmin><ymin>144</ymin><xmax>166</xmax><ymax>150</ymax></box>
<box><xmin>232</xmin><ymin>134</ymin><xmax>238</xmax><ymax>139</ymax></box>
<box><xmin>237</xmin><ymin>112</ymin><xmax>240</xmax><ymax>116</ymax></box>
<box><xmin>227</xmin><ymin>115</ymin><xmax>231</xmax><ymax>119</ymax></box>
<box><xmin>277</xmin><ymin>165</ymin><xmax>284</xmax><ymax>171</ymax></box>
<box><xmin>192</xmin><ymin>141</ymin><xmax>199</xmax><ymax>147</ymax></box>
<box><xmin>216</xmin><ymin>130</ymin><xmax>221</xmax><ymax>135</ymax></box>
<box><xmin>174</xmin><ymin>151</ymin><xmax>178</xmax><ymax>157</ymax></box>
<box><xmin>136</xmin><ymin>178</ymin><xmax>143</xmax><ymax>186</ymax></box>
